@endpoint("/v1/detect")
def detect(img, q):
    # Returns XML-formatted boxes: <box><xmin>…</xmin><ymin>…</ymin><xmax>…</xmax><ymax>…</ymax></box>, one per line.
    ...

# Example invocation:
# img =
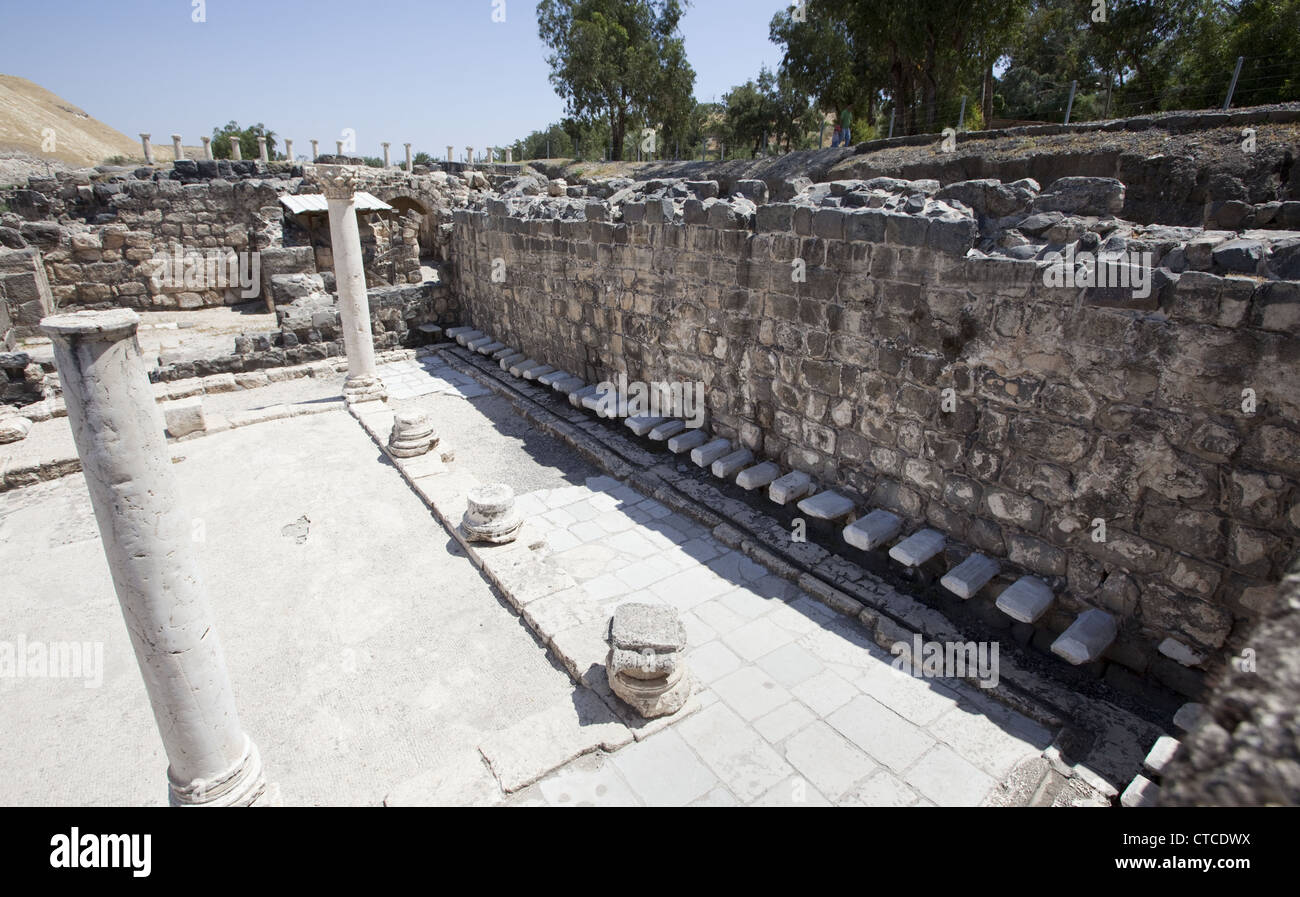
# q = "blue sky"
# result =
<box><xmin>5</xmin><ymin>0</ymin><xmax>790</xmax><ymax>156</ymax></box>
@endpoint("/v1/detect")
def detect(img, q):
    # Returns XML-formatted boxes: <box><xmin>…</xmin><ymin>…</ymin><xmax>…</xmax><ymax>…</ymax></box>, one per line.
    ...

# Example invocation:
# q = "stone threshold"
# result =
<box><xmin>431</xmin><ymin>343</ymin><xmax>1163</xmax><ymax>800</ymax></box>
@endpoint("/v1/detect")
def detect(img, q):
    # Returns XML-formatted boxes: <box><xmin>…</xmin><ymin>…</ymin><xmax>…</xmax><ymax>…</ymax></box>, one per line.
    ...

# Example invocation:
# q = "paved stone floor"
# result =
<box><xmin>389</xmin><ymin>357</ymin><xmax>1057</xmax><ymax>806</ymax></box>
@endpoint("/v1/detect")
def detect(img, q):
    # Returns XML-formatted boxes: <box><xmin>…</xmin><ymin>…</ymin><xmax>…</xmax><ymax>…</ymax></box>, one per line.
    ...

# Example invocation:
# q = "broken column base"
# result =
<box><xmin>608</xmin><ymin>665</ymin><xmax>692</xmax><ymax>719</ymax></box>
<box><xmin>343</xmin><ymin>374</ymin><xmax>387</xmax><ymax>405</ymax></box>
<box><xmin>167</xmin><ymin>735</ymin><xmax>278</xmax><ymax>807</ymax></box>
<box><xmin>460</xmin><ymin>483</ymin><xmax>524</xmax><ymax>543</ymax></box>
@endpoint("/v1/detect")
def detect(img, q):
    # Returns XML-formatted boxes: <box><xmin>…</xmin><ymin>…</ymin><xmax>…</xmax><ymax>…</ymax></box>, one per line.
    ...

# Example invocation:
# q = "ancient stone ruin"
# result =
<box><xmin>3</xmin><ymin>103</ymin><xmax>1298</xmax><ymax>808</ymax></box>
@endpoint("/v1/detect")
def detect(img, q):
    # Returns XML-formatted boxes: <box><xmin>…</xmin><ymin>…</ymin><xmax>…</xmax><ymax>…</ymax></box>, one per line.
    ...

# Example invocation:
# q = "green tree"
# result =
<box><xmin>536</xmin><ymin>0</ymin><xmax>697</xmax><ymax>159</ymax></box>
<box><xmin>210</xmin><ymin>121</ymin><xmax>277</xmax><ymax>160</ymax></box>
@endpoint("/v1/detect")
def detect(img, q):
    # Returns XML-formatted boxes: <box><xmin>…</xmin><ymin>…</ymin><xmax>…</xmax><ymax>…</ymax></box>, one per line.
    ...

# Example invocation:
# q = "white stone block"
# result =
<box><xmin>735</xmin><ymin>461</ymin><xmax>780</xmax><ymax>490</ymax></box>
<box><xmin>940</xmin><ymin>553</ymin><xmax>999</xmax><ymax>600</ymax></box>
<box><xmin>467</xmin><ymin>335</ymin><xmax>494</xmax><ymax>351</ymax></box>
<box><xmin>499</xmin><ymin>352</ymin><xmax>526</xmax><ymax>370</ymax></box>
<box><xmin>1050</xmin><ymin>609</ymin><xmax>1117</xmax><ymax>665</ymax></box>
<box><xmin>1173</xmin><ymin>702</ymin><xmax>1206</xmax><ymax>733</ymax></box>
<box><xmin>163</xmin><ymin>397</ymin><xmax>206</xmax><ymax>437</ymax></box>
<box><xmin>537</xmin><ymin>369</ymin><xmax>570</xmax><ymax>386</ymax></box>
<box><xmin>648</xmin><ymin>419</ymin><xmax>686</xmax><ymax>441</ymax></box>
<box><xmin>445</xmin><ymin>326</ymin><xmax>474</xmax><ymax>338</ymax></box>
<box><xmin>1120</xmin><ymin>774</ymin><xmax>1160</xmax><ymax>808</ymax></box>
<box><xmin>455</xmin><ymin>329</ymin><xmax>484</xmax><ymax>346</ymax></box>
<box><xmin>521</xmin><ymin>364</ymin><xmax>554</xmax><ymax>380</ymax></box>
<box><xmin>553</xmin><ymin>376</ymin><xmax>586</xmax><ymax>394</ymax></box>
<box><xmin>1158</xmin><ymin>638</ymin><xmax>1205</xmax><ymax>668</ymax></box>
<box><xmin>667</xmin><ymin>429</ymin><xmax>709</xmax><ymax>454</ymax></box>
<box><xmin>691</xmin><ymin>438</ymin><xmax>731</xmax><ymax>468</ymax></box>
<box><xmin>508</xmin><ymin>358</ymin><xmax>540</xmax><ymax>377</ymax></box>
<box><xmin>843</xmin><ymin>509</ymin><xmax>901</xmax><ymax>551</ymax></box>
<box><xmin>796</xmin><ymin>490</ymin><xmax>855</xmax><ymax>521</ymax></box>
<box><xmin>768</xmin><ymin>470</ymin><xmax>814</xmax><ymax>505</ymax></box>
<box><xmin>569</xmin><ymin>384</ymin><xmax>599</xmax><ymax>407</ymax></box>
<box><xmin>1143</xmin><ymin>735</ymin><xmax>1182</xmax><ymax>777</ymax></box>
<box><xmin>995</xmin><ymin>576</ymin><xmax>1055</xmax><ymax>623</ymax></box>
<box><xmin>712</xmin><ymin>449</ymin><xmax>753</xmax><ymax>479</ymax></box>
<box><xmin>476</xmin><ymin>341</ymin><xmax>507</xmax><ymax>356</ymax></box>
<box><xmin>888</xmin><ymin>529</ymin><xmax>945</xmax><ymax>567</ymax></box>
<box><xmin>0</xmin><ymin>416</ymin><xmax>32</xmax><ymax>444</ymax></box>
<box><xmin>625</xmin><ymin>415</ymin><xmax>667</xmax><ymax>437</ymax></box>
<box><xmin>492</xmin><ymin>345</ymin><xmax>518</xmax><ymax>360</ymax></box>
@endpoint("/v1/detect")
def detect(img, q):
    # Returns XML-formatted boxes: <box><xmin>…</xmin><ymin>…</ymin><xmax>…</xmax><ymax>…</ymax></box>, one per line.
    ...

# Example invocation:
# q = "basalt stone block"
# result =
<box><xmin>756</xmin><ymin>203</ymin><xmax>795</xmax><ymax>233</ymax></box>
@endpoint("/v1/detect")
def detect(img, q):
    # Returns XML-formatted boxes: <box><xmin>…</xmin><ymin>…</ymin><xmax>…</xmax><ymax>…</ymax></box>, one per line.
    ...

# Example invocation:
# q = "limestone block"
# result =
<box><xmin>691</xmin><ymin>437</ymin><xmax>731</xmax><ymax>468</ymax></box>
<box><xmin>712</xmin><ymin>448</ymin><xmax>754</xmax><ymax>480</ymax></box>
<box><xmin>606</xmin><ymin>603</ymin><xmax>691</xmax><ymax>720</ymax></box>
<box><xmin>1050</xmin><ymin>608</ymin><xmax>1117</xmax><ymax>665</ymax></box>
<box><xmin>648</xmin><ymin>419</ymin><xmax>686</xmax><ymax>441</ymax></box>
<box><xmin>163</xmin><ymin>397</ymin><xmax>206</xmax><ymax>437</ymax></box>
<box><xmin>1158</xmin><ymin>638</ymin><xmax>1206</xmax><ymax>667</ymax></box>
<box><xmin>551</xmin><ymin>376</ymin><xmax>585</xmax><ymax>394</ymax></box>
<box><xmin>466</xmin><ymin>335</ymin><xmax>494</xmax><ymax>351</ymax></box>
<box><xmin>445</xmin><ymin>326</ymin><xmax>474</xmax><ymax>339</ymax></box>
<box><xmin>499</xmin><ymin>352</ymin><xmax>526</xmax><ymax>370</ymax></box>
<box><xmin>455</xmin><ymin>329</ymin><xmax>484</xmax><ymax>346</ymax></box>
<box><xmin>767</xmin><ymin>471</ymin><xmax>813</xmax><ymax>506</ymax></box>
<box><xmin>1143</xmin><ymin>735</ymin><xmax>1182</xmax><ymax>777</ymax></box>
<box><xmin>940</xmin><ymin>553</ymin><xmax>1000</xmax><ymax>600</ymax></box>
<box><xmin>0</xmin><ymin>416</ymin><xmax>33</xmax><ymax>444</ymax></box>
<box><xmin>476</xmin><ymin>341</ymin><xmax>507</xmax><ymax>355</ymax></box>
<box><xmin>996</xmin><ymin>576</ymin><xmax>1054</xmax><ymax>623</ymax></box>
<box><xmin>388</xmin><ymin>410</ymin><xmax>438</xmax><ymax>458</ymax></box>
<box><xmin>843</xmin><ymin>509</ymin><xmax>902</xmax><ymax>551</ymax></box>
<box><xmin>1120</xmin><ymin>774</ymin><xmax>1160</xmax><ymax>808</ymax></box>
<box><xmin>625</xmin><ymin>415</ymin><xmax>667</xmax><ymax>437</ymax></box>
<box><xmin>508</xmin><ymin>358</ymin><xmax>540</xmax><ymax>377</ymax></box>
<box><xmin>461</xmin><ymin>483</ymin><xmax>524</xmax><ymax>543</ymax></box>
<box><xmin>796</xmin><ymin>490</ymin><xmax>856</xmax><ymax>521</ymax></box>
<box><xmin>888</xmin><ymin>529</ymin><xmax>945</xmax><ymax>567</ymax></box>
<box><xmin>1173</xmin><ymin>702</ymin><xmax>1206</xmax><ymax>733</ymax></box>
<box><xmin>537</xmin><ymin>369</ymin><xmax>571</xmax><ymax>386</ymax></box>
<box><xmin>520</xmin><ymin>364</ymin><xmax>554</xmax><ymax>381</ymax></box>
<box><xmin>569</xmin><ymin>384</ymin><xmax>599</xmax><ymax>408</ymax></box>
<box><xmin>491</xmin><ymin>345</ymin><xmax>518</xmax><ymax>360</ymax></box>
<box><xmin>735</xmin><ymin>461</ymin><xmax>781</xmax><ymax>491</ymax></box>
<box><xmin>667</xmin><ymin>428</ymin><xmax>708</xmax><ymax>453</ymax></box>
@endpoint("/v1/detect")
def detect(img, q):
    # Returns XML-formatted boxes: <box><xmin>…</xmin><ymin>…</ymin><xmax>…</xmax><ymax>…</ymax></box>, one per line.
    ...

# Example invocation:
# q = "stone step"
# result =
<box><xmin>476</xmin><ymin>341</ymin><xmax>507</xmax><ymax>356</ymax></box>
<box><xmin>537</xmin><ymin>369</ymin><xmax>571</xmax><ymax>387</ymax></box>
<box><xmin>445</xmin><ymin>326</ymin><xmax>474</xmax><ymax>339</ymax></box>
<box><xmin>552</xmin><ymin>376</ymin><xmax>585</xmax><ymax>394</ymax></box>
<box><xmin>499</xmin><ymin>352</ymin><xmax>526</xmax><ymax>370</ymax></box>
<box><xmin>569</xmin><ymin>384</ymin><xmax>599</xmax><ymax>408</ymax></box>
<box><xmin>466</xmin><ymin>335</ymin><xmax>494</xmax><ymax>350</ymax></box>
<box><xmin>1050</xmin><ymin>609</ymin><xmax>1117</xmax><ymax>665</ymax></box>
<box><xmin>796</xmin><ymin>490</ymin><xmax>856</xmax><ymax>522</ymax></box>
<box><xmin>625</xmin><ymin>415</ymin><xmax>667</xmax><ymax>437</ymax></box>
<box><xmin>455</xmin><ymin>329</ymin><xmax>485</xmax><ymax>346</ymax></box>
<box><xmin>995</xmin><ymin>576</ymin><xmax>1055</xmax><ymax>623</ymax></box>
<box><xmin>735</xmin><ymin>461</ymin><xmax>780</xmax><ymax>491</ymax></box>
<box><xmin>492</xmin><ymin>346</ymin><xmax>518</xmax><ymax>360</ymax></box>
<box><xmin>940</xmin><ymin>553</ymin><xmax>1000</xmax><ymax>600</ymax></box>
<box><xmin>1120</xmin><ymin>774</ymin><xmax>1160</xmax><ymax>808</ymax></box>
<box><xmin>648</xmin><ymin>419</ymin><xmax>686</xmax><ymax>441</ymax></box>
<box><xmin>521</xmin><ymin>364</ymin><xmax>555</xmax><ymax>381</ymax></box>
<box><xmin>1142</xmin><ymin>735</ymin><xmax>1182</xmax><ymax>777</ymax></box>
<box><xmin>509</xmin><ymin>358</ymin><xmax>541</xmax><ymax>377</ymax></box>
<box><xmin>888</xmin><ymin>529</ymin><xmax>945</xmax><ymax>567</ymax></box>
<box><xmin>843</xmin><ymin>509</ymin><xmax>902</xmax><ymax>551</ymax></box>
<box><xmin>691</xmin><ymin>438</ymin><xmax>732</xmax><ymax>468</ymax></box>
<box><xmin>711</xmin><ymin>449</ymin><xmax>754</xmax><ymax>480</ymax></box>
<box><xmin>768</xmin><ymin>470</ymin><xmax>813</xmax><ymax>505</ymax></box>
<box><xmin>667</xmin><ymin>429</ymin><xmax>709</xmax><ymax>454</ymax></box>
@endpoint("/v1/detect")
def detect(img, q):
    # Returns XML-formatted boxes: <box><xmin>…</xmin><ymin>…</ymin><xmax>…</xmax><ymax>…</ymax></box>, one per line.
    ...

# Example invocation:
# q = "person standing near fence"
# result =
<box><xmin>841</xmin><ymin>106</ymin><xmax>852</xmax><ymax>144</ymax></box>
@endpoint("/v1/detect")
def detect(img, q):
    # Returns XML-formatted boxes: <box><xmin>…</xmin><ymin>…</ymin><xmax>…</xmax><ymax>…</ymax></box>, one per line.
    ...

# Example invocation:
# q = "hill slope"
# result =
<box><xmin>0</xmin><ymin>74</ymin><xmax>144</xmax><ymax>167</ymax></box>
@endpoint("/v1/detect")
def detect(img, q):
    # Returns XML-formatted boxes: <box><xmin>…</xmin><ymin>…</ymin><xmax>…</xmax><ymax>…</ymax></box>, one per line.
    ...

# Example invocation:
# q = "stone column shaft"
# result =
<box><xmin>382</xmin><ymin>142</ymin><xmax>391</xmax><ymax>167</ymax></box>
<box><xmin>284</xmin><ymin>139</ymin><xmax>294</xmax><ymax>162</ymax></box>
<box><xmin>403</xmin><ymin>143</ymin><xmax>412</xmax><ymax>173</ymax></box>
<box><xmin>257</xmin><ymin>136</ymin><xmax>269</xmax><ymax>163</ymax></box>
<box><xmin>336</xmin><ymin>139</ymin><xmax>345</xmax><ymax>157</ymax></box>
<box><xmin>310</xmin><ymin>139</ymin><xmax>319</xmax><ymax>160</ymax></box>
<box><xmin>171</xmin><ymin>134</ymin><xmax>184</xmax><ymax>162</ymax></box>
<box><xmin>200</xmin><ymin>137</ymin><xmax>212</xmax><ymax>160</ymax></box>
<box><xmin>139</xmin><ymin>134</ymin><xmax>153</xmax><ymax>165</ymax></box>
<box><xmin>320</xmin><ymin>167</ymin><xmax>385</xmax><ymax>403</ymax></box>
<box><xmin>229</xmin><ymin>137</ymin><xmax>242</xmax><ymax>161</ymax></box>
<box><xmin>446</xmin><ymin>145</ymin><xmax>453</xmax><ymax>163</ymax></box>
<box><xmin>39</xmin><ymin>309</ymin><xmax>271</xmax><ymax>806</ymax></box>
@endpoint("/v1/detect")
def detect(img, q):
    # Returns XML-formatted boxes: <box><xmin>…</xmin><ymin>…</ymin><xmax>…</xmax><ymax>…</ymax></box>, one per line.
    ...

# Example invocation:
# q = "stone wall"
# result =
<box><xmin>450</xmin><ymin>177</ymin><xmax>1300</xmax><ymax>690</ymax></box>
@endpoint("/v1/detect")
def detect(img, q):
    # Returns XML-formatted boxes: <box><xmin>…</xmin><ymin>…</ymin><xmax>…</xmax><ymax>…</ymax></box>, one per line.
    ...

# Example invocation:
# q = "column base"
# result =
<box><xmin>343</xmin><ymin>374</ymin><xmax>387</xmax><ymax>405</ymax></box>
<box><xmin>167</xmin><ymin>734</ymin><xmax>277</xmax><ymax>807</ymax></box>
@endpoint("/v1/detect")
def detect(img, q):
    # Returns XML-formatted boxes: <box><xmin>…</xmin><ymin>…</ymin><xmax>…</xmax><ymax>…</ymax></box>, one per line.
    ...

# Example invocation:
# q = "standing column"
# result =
<box><xmin>229</xmin><ymin>137</ymin><xmax>242</xmax><ymax>161</ymax></box>
<box><xmin>466</xmin><ymin>146</ymin><xmax>473</xmax><ymax>165</ymax></box>
<box><xmin>486</xmin><ymin>146</ymin><xmax>493</xmax><ymax>165</ymax></box>
<box><xmin>284</xmin><ymin>139</ymin><xmax>294</xmax><ymax>162</ymax></box>
<box><xmin>310</xmin><ymin>139</ymin><xmax>319</xmax><ymax>160</ymax></box>
<box><xmin>381</xmin><ymin>142</ymin><xmax>391</xmax><ymax>167</ymax></box>
<box><xmin>257</xmin><ymin>136</ymin><xmax>269</xmax><ymax>163</ymax></box>
<box><xmin>171</xmin><ymin>134</ymin><xmax>184</xmax><ymax>161</ymax></box>
<box><xmin>335</xmin><ymin>139</ymin><xmax>345</xmax><ymax>157</ymax></box>
<box><xmin>505</xmin><ymin>147</ymin><xmax>512</xmax><ymax>163</ymax></box>
<box><xmin>139</xmin><ymin>134</ymin><xmax>154</xmax><ymax>164</ymax></box>
<box><xmin>403</xmin><ymin>143</ymin><xmax>412</xmax><ymax>173</ymax></box>
<box><xmin>446</xmin><ymin>145</ymin><xmax>453</xmax><ymax>163</ymax></box>
<box><xmin>320</xmin><ymin>167</ymin><xmax>386</xmax><ymax>404</ymax></box>
<box><xmin>39</xmin><ymin>309</ymin><xmax>275</xmax><ymax>807</ymax></box>
<box><xmin>200</xmin><ymin>137</ymin><xmax>213</xmax><ymax>160</ymax></box>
